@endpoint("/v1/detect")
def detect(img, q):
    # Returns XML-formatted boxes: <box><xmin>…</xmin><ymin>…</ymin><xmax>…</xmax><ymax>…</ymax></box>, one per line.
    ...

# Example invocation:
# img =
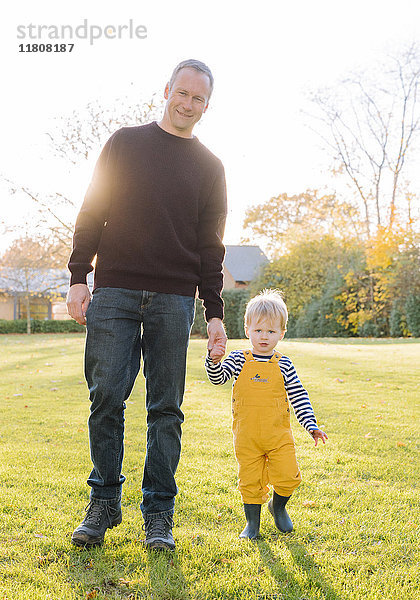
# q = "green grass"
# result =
<box><xmin>0</xmin><ymin>334</ymin><xmax>419</xmax><ymax>600</ymax></box>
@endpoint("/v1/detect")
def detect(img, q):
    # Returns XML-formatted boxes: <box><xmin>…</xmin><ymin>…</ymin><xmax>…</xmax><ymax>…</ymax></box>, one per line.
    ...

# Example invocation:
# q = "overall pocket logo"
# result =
<box><xmin>250</xmin><ymin>374</ymin><xmax>269</xmax><ymax>383</ymax></box>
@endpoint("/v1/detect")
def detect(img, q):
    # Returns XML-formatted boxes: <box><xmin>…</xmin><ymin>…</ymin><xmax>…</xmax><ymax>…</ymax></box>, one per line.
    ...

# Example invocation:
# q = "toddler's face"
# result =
<box><xmin>245</xmin><ymin>318</ymin><xmax>285</xmax><ymax>355</ymax></box>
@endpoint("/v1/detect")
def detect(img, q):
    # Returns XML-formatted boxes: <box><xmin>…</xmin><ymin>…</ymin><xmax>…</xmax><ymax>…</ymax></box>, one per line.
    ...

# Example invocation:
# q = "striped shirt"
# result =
<box><xmin>205</xmin><ymin>350</ymin><xmax>318</xmax><ymax>433</ymax></box>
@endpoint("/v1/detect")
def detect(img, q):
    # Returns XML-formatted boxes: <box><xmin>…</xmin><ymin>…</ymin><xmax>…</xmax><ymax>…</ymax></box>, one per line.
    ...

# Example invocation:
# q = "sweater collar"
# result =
<box><xmin>153</xmin><ymin>121</ymin><xmax>198</xmax><ymax>143</ymax></box>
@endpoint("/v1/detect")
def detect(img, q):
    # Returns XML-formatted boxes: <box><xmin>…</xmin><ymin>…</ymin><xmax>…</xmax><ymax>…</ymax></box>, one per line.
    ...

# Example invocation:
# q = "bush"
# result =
<box><xmin>32</xmin><ymin>320</ymin><xmax>85</xmax><ymax>333</ymax></box>
<box><xmin>0</xmin><ymin>319</ymin><xmax>85</xmax><ymax>334</ymax></box>
<box><xmin>191</xmin><ymin>289</ymin><xmax>251</xmax><ymax>339</ymax></box>
<box><xmin>359</xmin><ymin>316</ymin><xmax>389</xmax><ymax>338</ymax></box>
<box><xmin>237</xmin><ymin>291</ymin><xmax>251</xmax><ymax>338</ymax></box>
<box><xmin>278</xmin><ymin>267</ymin><xmax>349</xmax><ymax>338</ymax></box>
<box><xmin>390</xmin><ymin>301</ymin><xmax>404</xmax><ymax>337</ymax></box>
<box><xmin>294</xmin><ymin>294</ymin><xmax>350</xmax><ymax>338</ymax></box>
<box><xmin>405</xmin><ymin>294</ymin><xmax>420</xmax><ymax>337</ymax></box>
<box><xmin>0</xmin><ymin>320</ymin><xmax>27</xmax><ymax>334</ymax></box>
<box><xmin>360</xmin><ymin>320</ymin><xmax>378</xmax><ymax>337</ymax></box>
<box><xmin>191</xmin><ymin>299</ymin><xmax>207</xmax><ymax>337</ymax></box>
<box><xmin>222</xmin><ymin>289</ymin><xmax>251</xmax><ymax>339</ymax></box>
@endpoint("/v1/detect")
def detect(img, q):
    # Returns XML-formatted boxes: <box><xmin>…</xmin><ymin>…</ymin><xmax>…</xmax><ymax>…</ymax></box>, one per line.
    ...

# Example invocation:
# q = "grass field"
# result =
<box><xmin>0</xmin><ymin>334</ymin><xmax>419</xmax><ymax>600</ymax></box>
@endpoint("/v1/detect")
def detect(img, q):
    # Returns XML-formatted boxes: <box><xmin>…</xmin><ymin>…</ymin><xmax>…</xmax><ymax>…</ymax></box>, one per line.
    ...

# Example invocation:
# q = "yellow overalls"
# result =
<box><xmin>232</xmin><ymin>350</ymin><xmax>302</xmax><ymax>504</ymax></box>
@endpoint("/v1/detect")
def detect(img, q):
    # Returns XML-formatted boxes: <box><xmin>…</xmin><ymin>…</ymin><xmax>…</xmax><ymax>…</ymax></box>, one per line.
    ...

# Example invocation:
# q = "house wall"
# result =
<box><xmin>17</xmin><ymin>297</ymin><xmax>50</xmax><ymax>320</ymax></box>
<box><xmin>52</xmin><ymin>299</ymin><xmax>72</xmax><ymax>320</ymax></box>
<box><xmin>0</xmin><ymin>296</ymin><xmax>15</xmax><ymax>320</ymax></box>
<box><xmin>0</xmin><ymin>294</ymin><xmax>70</xmax><ymax>321</ymax></box>
<box><xmin>222</xmin><ymin>268</ymin><xmax>236</xmax><ymax>290</ymax></box>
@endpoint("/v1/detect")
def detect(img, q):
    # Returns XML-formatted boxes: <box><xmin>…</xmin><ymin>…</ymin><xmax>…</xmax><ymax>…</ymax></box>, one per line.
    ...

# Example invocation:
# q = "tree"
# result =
<box><xmin>5</xmin><ymin>96</ymin><xmax>163</xmax><ymax>249</ymax></box>
<box><xmin>318</xmin><ymin>224</ymin><xmax>420</xmax><ymax>337</ymax></box>
<box><xmin>250</xmin><ymin>236</ymin><xmax>363</xmax><ymax>321</ymax></box>
<box><xmin>47</xmin><ymin>96</ymin><xmax>163</xmax><ymax>166</ymax></box>
<box><xmin>308</xmin><ymin>43</ymin><xmax>420</xmax><ymax>236</ymax></box>
<box><xmin>241</xmin><ymin>190</ymin><xmax>362</xmax><ymax>257</ymax></box>
<box><xmin>386</xmin><ymin>226</ymin><xmax>420</xmax><ymax>336</ymax></box>
<box><xmin>249</xmin><ymin>230</ymin><xmax>420</xmax><ymax>338</ymax></box>
<box><xmin>0</xmin><ymin>236</ymin><xmax>68</xmax><ymax>334</ymax></box>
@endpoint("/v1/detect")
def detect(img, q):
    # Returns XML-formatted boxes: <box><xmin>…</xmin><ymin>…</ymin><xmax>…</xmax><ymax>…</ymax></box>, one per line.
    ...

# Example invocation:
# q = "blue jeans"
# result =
<box><xmin>84</xmin><ymin>287</ymin><xmax>195</xmax><ymax>516</ymax></box>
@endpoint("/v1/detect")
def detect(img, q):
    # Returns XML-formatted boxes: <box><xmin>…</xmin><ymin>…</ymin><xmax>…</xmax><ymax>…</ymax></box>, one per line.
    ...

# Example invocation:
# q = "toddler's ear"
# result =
<box><xmin>244</xmin><ymin>326</ymin><xmax>249</xmax><ymax>339</ymax></box>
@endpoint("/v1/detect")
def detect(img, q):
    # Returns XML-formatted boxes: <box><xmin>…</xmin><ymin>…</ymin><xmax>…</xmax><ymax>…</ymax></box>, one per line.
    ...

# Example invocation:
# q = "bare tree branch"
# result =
<box><xmin>2</xmin><ymin>95</ymin><xmax>162</xmax><ymax>250</ymax></box>
<box><xmin>306</xmin><ymin>43</ymin><xmax>420</xmax><ymax>234</ymax></box>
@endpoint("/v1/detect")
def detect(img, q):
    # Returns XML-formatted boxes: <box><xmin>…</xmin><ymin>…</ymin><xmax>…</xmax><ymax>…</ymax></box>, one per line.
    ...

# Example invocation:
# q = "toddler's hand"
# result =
<box><xmin>311</xmin><ymin>429</ymin><xmax>328</xmax><ymax>446</ymax></box>
<box><xmin>207</xmin><ymin>318</ymin><xmax>227</xmax><ymax>363</ymax></box>
<box><xmin>209</xmin><ymin>340</ymin><xmax>226</xmax><ymax>363</ymax></box>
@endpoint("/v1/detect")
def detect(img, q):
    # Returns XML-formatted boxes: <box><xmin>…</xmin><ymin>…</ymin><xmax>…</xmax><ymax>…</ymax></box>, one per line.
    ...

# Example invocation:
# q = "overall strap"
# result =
<box><xmin>242</xmin><ymin>350</ymin><xmax>281</xmax><ymax>363</ymax></box>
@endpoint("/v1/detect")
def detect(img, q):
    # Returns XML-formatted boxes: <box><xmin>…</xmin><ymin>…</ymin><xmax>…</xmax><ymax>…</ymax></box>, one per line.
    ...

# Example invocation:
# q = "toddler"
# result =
<box><xmin>205</xmin><ymin>289</ymin><xmax>327</xmax><ymax>539</ymax></box>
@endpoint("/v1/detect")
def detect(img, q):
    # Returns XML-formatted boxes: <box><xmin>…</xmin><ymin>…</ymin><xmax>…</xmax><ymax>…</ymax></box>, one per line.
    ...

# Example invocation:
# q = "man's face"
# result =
<box><xmin>163</xmin><ymin>67</ymin><xmax>211</xmax><ymax>138</ymax></box>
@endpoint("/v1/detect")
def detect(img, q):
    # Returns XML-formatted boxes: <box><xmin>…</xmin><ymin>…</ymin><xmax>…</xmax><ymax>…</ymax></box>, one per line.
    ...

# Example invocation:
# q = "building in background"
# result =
<box><xmin>0</xmin><ymin>247</ymin><xmax>268</xmax><ymax>320</ymax></box>
<box><xmin>223</xmin><ymin>245</ymin><xmax>269</xmax><ymax>289</ymax></box>
<box><xmin>0</xmin><ymin>271</ymin><xmax>94</xmax><ymax>321</ymax></box>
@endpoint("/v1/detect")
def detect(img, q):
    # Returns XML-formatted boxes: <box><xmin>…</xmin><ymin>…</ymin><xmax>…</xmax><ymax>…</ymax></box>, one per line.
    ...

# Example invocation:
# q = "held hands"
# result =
<box><xmin>207</xmin><ymin>318</ymin><xmax>227</xmax><ymax>363</ymax></box>
<box><xmin>311</xmin><ymin>429</ymin><xmax>328</xmax><ymax>447</ymax></box>
<box><xmin>209</xmin><ymin>340</ymin><xmax>227</xmax><ymax>363</ymax></box>
<box><xmin>66</xmin><ymin>284</ymin><xmax>91</xmax><ymax>325</ymax></box>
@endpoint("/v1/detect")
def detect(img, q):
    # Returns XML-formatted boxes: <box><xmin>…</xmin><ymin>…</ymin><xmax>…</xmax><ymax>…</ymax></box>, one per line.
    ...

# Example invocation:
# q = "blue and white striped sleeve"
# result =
<box><xmin>205</xmin><ymin>350</ymin><xmax>243</xmax><ymax>385</ymax></box>
<box><xmin>279</xmin><ymin>356</ymin><xmax>318</xmax><ymax>433</ymax></box>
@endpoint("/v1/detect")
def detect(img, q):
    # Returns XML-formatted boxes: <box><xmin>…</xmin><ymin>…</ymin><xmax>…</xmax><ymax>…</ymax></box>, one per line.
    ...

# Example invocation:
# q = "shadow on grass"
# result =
<box><xmin>145</xmin><ymin>548</ymin><xmax>191</xmax><ymax>600</ymax></box>
<box><xmin>285</xmin><ymin>337</ymin><xmax>418</xmax><ymax>345</ymax></box>
<box><xmin>65</xmin><ymin>541</ymin><xmax>190</xmax><ymax>600</ymax></box>
<box><xmin>256</xmin><ymin>536</ymin><xmax>342</xmax><ymax>600</ymax></box>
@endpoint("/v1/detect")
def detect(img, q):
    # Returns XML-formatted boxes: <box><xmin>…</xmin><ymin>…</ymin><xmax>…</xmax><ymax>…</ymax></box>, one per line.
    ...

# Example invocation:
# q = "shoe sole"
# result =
<box><xmin>71</xmin><ymin>516</ymin><xmax>122</xmax><ymax>548</ymax></box>
<box><xmin>71</xmin><ymin>535</ymin><xmax>104</xmax><ymax>548</ymax></box>
<box><xmin>144</xmin><ymin>540</ymin><xmax>175</xmax><ymax>552</ymax></box>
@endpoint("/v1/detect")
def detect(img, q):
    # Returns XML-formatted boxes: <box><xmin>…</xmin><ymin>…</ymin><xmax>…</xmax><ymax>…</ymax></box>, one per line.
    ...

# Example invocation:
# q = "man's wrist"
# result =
<box><xmin>69</xmin><ymin>275</ymin><xmax>88</xmax><ymax>287</ymax></box>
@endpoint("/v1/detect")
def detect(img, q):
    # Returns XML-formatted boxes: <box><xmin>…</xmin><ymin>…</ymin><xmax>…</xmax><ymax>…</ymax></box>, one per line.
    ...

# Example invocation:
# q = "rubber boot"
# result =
<box><xmin>239</xmin><ymin>504</ymin><xmax>261</xmax><ymax>539</ymax></box>
<box><xmin>267</xmin><ymin>492</ymin><xmax>293</xmax><ymax>533</ymax></box>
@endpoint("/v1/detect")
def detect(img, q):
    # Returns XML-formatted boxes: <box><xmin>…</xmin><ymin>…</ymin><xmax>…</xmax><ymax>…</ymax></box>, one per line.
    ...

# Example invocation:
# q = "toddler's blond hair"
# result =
<box><xmin>244</xmin><ymin>289</ymin><xmax>288</xmax><ymax>332</ymax></box>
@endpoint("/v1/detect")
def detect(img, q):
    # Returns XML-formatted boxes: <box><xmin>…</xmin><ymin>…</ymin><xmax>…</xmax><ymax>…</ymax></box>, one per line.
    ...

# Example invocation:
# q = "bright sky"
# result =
<box><xmin>1</xmin><ymin>0</ymin><xmax>420</xmax><ymax>252</ymax></box>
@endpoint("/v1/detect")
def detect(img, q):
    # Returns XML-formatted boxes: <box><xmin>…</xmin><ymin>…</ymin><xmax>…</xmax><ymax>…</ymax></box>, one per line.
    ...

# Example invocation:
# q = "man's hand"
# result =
<box><xmin>311</xmin><ymin>429</ymin><xmax>328</xmax><ymax>447</ymax></box>
<box><xmin>207</xmin><ymin>318</ymin><xmax>227</xmax><ymax>363</ymax></box>
<box><xmin>66</xmin><ymin>284</ymin><xmax>91</xmax><ymax>326</ymax></box>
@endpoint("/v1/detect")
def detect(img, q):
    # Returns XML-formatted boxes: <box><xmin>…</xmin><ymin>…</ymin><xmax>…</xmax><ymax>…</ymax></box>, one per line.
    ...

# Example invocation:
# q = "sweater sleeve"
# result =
<box><xmin>280</xmin><ymin>356</ymin><xmax>319</xmax><ymax>433</ymax></box>
<box><xmin>204</xmin><ymin>350</ymin><xmax>240</xmax><ymax>385</ymax></box>
<box><xmin>197</xmin><ymin>162</ymin><xmax>227</xmax><ymax>322</ymax></box>
<box><xmin>68</xmin><ymin>130</ymin><xmax>120</xmax><ymax>286</ymax></box>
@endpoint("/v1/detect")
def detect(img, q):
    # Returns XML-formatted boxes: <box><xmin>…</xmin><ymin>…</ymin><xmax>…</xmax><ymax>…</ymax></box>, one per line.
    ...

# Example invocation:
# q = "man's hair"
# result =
<box><xmin>244</xmin><ymin>289</ymin><xmax>288</xmax><ymax>332</ymax></box>
<box><xmin>168</xmin><ymin>59</ymin><xmax>214</xmax><ymax>98</ymax></box>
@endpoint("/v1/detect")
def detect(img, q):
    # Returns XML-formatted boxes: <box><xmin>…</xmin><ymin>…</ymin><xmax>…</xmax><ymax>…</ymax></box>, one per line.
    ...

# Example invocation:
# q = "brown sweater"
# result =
<box><xmin>68</xmin><ymin>122</ymin><xmax>227</xmax><ymax>321</ymax></box>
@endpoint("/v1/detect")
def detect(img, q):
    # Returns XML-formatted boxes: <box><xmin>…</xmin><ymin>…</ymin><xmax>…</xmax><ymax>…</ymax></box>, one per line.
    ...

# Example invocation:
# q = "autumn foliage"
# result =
<box><xmin>250</xmin><ymin>224</ymin><xmax>419</xmax><ymax>337</ymax></box>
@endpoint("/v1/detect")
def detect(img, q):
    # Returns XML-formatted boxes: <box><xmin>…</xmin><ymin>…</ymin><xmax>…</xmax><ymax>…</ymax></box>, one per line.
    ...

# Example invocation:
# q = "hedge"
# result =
<box><xmin>3</xmin><ymin>291</ymin><xmax>253</xmax><ymax>338</ymax></box>
<box><xmin>0</xmin><ymin>319</ymin><xmax>85</xmax><ymax>334</ymax></box>
<box><xmin>405</xmin><ymin>294</ymin><xmax>420</xmax><ymax>337</ymax></box>
<box><xmin>191</xmin><ymin>289</ymin><xmax>251</xmax><ymax>339</ymax></box>
<box><xmin>191</xmin><ymin>299</ymin><xmax>207</xmax><ymax>337</ymax></box>
<box><xmin>390</xmin><ymin>301</ymin><xmax>404</xmax><ymax>337</ymax></box>
<box><xmin>222</xmin><ymin>289</ymin><xmax>251</xmax><ymax>339</ymax></box>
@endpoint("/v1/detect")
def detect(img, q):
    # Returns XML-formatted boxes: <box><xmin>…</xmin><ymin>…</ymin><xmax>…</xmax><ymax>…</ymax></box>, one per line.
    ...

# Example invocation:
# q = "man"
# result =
<box><xmin>67</xmin><ymin>59</ymin><xmax>227</xmax><ymax>551</ymax></box>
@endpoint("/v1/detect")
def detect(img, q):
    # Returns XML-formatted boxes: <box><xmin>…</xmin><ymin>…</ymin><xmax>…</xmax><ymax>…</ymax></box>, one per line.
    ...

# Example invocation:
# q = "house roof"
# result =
<box><xmin>224</xmin><ymin>245</ymin><xmax>269</xmax><ymax>282</ymax></box>
<box><xmin>0</xmin><ymin>246</ymin><xmax>268</xmax><ymax>294</ymax></box>
<box><xmin>0</xmin><ymin>269</ymin><xmax>94</xmax><ymax>294</ymax></box>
